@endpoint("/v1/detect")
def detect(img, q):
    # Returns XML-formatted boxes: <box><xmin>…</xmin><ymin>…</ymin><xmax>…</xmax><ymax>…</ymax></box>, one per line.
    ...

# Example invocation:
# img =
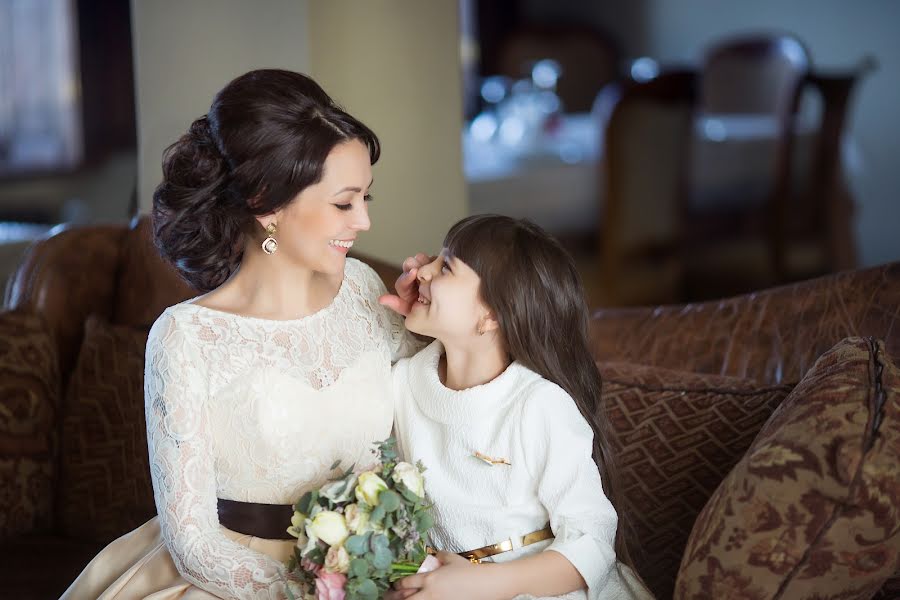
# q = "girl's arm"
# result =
<box><xmin>393</xmin><ymin>549</ymin><xmax>584</xmax><ymax>599</ymax></box>
<box><xmin>520</xmin><ymin>383</ymin><xmax>620</xmax><ymax>599</ymax></box>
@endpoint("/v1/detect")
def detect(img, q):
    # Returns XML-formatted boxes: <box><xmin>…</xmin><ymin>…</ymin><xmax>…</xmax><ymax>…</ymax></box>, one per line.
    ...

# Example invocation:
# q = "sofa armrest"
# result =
<box><xmin>0</xmin><ymin>310</ymin><xmax>60</xmax><ymax>539</ymax></box>
<box><xmin>589</xmin><ymin>262</ymin><xmax>900</xmax><ymax>384</ymax></box>
<box><xmin>5</xmin><ymin>223</ymin><xmax>127</xmax><ymax>378</ymax></box>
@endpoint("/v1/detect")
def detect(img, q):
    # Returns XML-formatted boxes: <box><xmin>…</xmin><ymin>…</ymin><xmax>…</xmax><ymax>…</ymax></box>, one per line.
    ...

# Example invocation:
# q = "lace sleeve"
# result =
<box><xmin>145</xmin><ymin>311</ymin><xmax>292</xmax><ymax>599</ymax></box>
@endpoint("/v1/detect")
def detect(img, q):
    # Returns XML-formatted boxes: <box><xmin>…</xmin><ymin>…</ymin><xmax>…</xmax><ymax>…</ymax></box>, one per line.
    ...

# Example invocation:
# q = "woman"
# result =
<box><xmin>62</xmin><ymin>69</ymin><xmax>421</xmax><ymax>600</ymax></box>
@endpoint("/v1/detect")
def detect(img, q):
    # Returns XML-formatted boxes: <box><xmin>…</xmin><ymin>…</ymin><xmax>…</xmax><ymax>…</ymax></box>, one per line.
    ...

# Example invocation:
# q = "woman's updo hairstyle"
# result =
<box><xmin>152</xmin><ymin>69</ymin><xmax>380</xmax><ymax>292</ymax></box>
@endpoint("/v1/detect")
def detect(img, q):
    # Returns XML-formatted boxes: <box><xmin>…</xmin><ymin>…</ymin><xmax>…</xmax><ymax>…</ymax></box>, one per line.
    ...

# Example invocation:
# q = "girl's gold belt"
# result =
<box><xmin>431</xmin><ymin>525</ymin><xmax>554</xmax><ymax>564</ymax></box>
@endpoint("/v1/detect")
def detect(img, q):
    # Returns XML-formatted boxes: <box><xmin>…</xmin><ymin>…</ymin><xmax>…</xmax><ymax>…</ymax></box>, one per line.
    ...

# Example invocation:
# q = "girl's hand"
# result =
<box><xmin>392</xmin><ymin>551</ymin><xmax>496</xmax><ymax>600</ymax></box>
<box><xmin>379</xmin><ymin>253</ymin><xmax>433</xmax><ymax>316</ymax></box>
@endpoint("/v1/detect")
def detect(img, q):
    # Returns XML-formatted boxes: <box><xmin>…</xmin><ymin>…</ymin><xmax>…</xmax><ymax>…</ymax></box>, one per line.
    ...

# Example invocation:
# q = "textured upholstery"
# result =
<box><xmin>590</xmin><ymin>262</ymin><xmax>900</xmax><ymax>385</ymax></box>
<box><xmin>676</xmin><ymin>337</ymin><xmax>900</xmax><ymax>599</ymax></box>
<box><xmin>58</xmin><ymin>316</ymin><xmax>154</xmax><ymax>543</ymax></box>
<box><xmin>599</xmin><ymin>361</ymin><xmax>793</xmax><ymax>599</ymax></box>
<box><xmin>0</xmin><ymin>310</ymin><xmax>59</xmax><ymax>540</ymax></box>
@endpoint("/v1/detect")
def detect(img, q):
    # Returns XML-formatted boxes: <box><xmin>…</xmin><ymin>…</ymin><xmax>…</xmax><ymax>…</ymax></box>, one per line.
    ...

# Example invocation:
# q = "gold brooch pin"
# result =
<box><xmin>473</xmin><ymin>451</ymin><xmax>511</xmax><ymax>466</ymax></box>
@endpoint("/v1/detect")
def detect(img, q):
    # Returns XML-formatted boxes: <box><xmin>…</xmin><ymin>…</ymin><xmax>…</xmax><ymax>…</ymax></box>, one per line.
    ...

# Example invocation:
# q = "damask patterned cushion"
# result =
<box><xmin>599</xmin><ymin>362</ymin><xmax>793</xmax><ymax>599</ymax></box>
<box><xmin>58</xmin><ymin>315</ymin><xmax>155</xmax><ymax>543</ymax></box>
<box><xmin>0</xmin><ymin>310</ymin><xmax>59</xmax><ymax>539</ymax></box>
<box><xmin>675</xmin><ymin>337</ymin><xmax>900</xmax><ymax>600</ymax></box>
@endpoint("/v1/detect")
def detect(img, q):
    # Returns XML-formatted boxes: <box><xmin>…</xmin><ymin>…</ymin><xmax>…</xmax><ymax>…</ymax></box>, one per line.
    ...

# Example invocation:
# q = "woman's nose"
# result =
<box><xmin>350</xmin><ymin>203</ymin><xmax>371</xmax><ymax>231</ymax></box>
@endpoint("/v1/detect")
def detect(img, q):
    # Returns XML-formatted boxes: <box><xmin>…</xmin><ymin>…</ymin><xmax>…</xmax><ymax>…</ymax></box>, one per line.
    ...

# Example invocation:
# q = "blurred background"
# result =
<box><xmin>1</xmin><ymin>0</ymin><xmax>898</xmax><ymax>307</ymax></box>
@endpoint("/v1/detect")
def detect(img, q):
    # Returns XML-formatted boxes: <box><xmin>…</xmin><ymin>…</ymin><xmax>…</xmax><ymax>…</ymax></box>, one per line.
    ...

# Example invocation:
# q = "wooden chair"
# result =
<box><xmin>684</xmin><ymin>34</ymin><xmax>811</xmax><ymax>297</ymax></box>
<box><xmin>595</xmin><ymin>71</ymin><xmax>697</xmax><ymax>306</ymax></box>
<box><xmin>496</xmin><ymin>25</ymin><xmax>620</xmax><ymax>112</ymax></box>
<box><xmin>791</xmin><ymin>57</ymin><xmax>875</xmax><ymax>275</ymax></box>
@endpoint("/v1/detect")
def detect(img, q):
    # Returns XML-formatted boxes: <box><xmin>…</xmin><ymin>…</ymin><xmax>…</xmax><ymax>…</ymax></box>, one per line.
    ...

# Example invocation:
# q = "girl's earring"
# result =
<box><xmin>262</xmin><ymin>223</ymin><xmax>278</xmax><ymax>255</ymax></box>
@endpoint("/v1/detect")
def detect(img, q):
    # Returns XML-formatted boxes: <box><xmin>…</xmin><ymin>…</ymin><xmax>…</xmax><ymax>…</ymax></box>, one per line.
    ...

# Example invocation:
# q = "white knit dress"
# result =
<box><xmin>393</xmin><ymin>341</ymin><xmax>653</xmax><ymax>600</ymax></box>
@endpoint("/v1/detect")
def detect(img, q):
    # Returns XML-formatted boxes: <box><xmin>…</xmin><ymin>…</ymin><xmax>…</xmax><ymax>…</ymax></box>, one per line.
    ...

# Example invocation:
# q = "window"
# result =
<box><xmin>0</xmin><ymin>0</ymin><xmax>82</xmax><ymax>176</ymax></box>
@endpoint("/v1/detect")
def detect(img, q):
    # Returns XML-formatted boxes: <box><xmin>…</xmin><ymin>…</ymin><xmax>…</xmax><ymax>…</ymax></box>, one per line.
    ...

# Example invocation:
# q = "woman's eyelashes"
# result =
<box><xmin>334</xmin><ymin>194</ymin><xmax>374</xmax><ymax>211</ymax></box>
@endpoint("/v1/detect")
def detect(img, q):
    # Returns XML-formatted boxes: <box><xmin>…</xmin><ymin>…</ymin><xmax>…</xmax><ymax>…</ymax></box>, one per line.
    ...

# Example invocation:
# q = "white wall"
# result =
<box><xmin>131</xmin><ymin>0</ymin><xmax>310</xmax><ymax>213</ymax></box>
<box><xmin>522</xmin><ymin>0</ymin><xmax>900</xmax><ymax>267</ymax></box>
<box><xmin>307</xmin><ymin>0</ymin><xmax>468</xmax><ymax>265</ymax></box>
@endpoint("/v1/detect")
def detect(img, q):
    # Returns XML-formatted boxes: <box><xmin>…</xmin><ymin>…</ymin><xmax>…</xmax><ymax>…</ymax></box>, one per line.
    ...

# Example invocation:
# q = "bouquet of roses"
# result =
<box><xmin>285</xmin><ymin>438</ymin><xmax>436</xmax><ymax>600</ymax></box>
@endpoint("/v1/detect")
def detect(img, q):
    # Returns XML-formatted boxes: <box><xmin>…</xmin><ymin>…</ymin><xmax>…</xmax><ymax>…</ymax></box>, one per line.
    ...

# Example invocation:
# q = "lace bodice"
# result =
<box><xmin>145</xmin><ymin>259</ymin><xmax>418</xmax><ymax>599</ymax></box>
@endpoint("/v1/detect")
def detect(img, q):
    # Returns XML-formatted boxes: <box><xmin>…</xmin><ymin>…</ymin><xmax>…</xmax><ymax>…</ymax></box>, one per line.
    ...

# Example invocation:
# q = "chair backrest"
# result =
<box><xmin>497</xmin><ymin>25</ymin><xmax>620</xmax><ymax>112</ymax></box>
<box><xmin>701</xmin><ymin>34</ymin><xmax>810</xmax><ymax>115</ymax></box>
<box><xmin>598</xmin><ymin>71</ymin><xmax>697</xmax><ymax>304</ymax></box>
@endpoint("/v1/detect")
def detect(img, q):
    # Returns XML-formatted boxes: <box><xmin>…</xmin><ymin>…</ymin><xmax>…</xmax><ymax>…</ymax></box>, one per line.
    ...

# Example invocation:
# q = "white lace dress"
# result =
<box><xmin>62</xmin><ymin>258</ymin><xmax>419</xmax><ymax>600</ymax></box>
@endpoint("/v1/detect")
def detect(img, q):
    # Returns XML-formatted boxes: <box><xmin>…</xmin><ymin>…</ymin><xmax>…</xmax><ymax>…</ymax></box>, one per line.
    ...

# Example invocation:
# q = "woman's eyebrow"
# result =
<box><xmin>332</xmin><ymin>178</ymin><xmax>374</xmax><ymax>196</ymax></box>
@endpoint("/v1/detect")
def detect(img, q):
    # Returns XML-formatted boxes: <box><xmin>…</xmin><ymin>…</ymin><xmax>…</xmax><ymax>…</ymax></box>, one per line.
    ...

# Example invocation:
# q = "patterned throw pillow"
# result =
<box><xmin>676</xmin><ymin>337</ymin><xmax>900</xmax><ymax>600</ymax></box>
<box><xmin>58</xmin><ymin>315</ymin><xmax>155</xmax><ymax>543</ymax></box>
<box><xmin>599</xmin><ymin>362</ymin><xmax>793</xmax><ymax>599</ymax></box>
<box><xmin>0</xmin><ymin>310</ymin><xmax>59</xmax><ymax>539</ymax></box>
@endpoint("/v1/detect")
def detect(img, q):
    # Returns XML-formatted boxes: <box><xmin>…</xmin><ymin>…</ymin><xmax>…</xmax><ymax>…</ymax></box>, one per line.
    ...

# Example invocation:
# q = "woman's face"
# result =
<box><xmin>405</xmin><ymin>251</ymin><xmax>491</xmax><ymax>343</ymax></box>
<box><xmin>264</xmin><ymin>139</ymin><xmax>373</xmax><ymax>275</ymax></box>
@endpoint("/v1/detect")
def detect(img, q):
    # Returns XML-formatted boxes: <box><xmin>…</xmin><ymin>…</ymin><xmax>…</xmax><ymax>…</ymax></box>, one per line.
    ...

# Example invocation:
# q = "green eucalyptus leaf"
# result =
<box><xmin>357</xmin><ymin>578</ymin><xmax>378</xmax><ymax>599</ymax></box>
<box><xmin>370</xmin><ymin>503</ymin><xmax>386</xmax><ymax>523</ymax></box>
<box><xmin>379</xmin><ymin>490</ymin><xmax>401</xmax><ymax>512</ymax></box>
<box><xmin>295</xmin><ymin>491</ymin><xmax>313</xmax><ymax>515</ymax></box>
<box><xmin>350</xmin><ymin>557</ymin><xmax>369</xmax><ymax>579</ymax></box>
<box><xmin>372</xmin><ymin>545</ymin><xmax>393</xmax><ymax>570</ymax></box>
<box><xmin>345</xmin><ymin>534</ymin><xmax>369</xmax><ymax>556</ymax></box>
<box><xmin>415</xmin><ymin>510</ymin><xmax>434</xmax><ymax>533</ymax></box>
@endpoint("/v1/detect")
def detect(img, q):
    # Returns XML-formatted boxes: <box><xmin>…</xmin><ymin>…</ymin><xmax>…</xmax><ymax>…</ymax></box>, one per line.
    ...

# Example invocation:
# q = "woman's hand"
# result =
<box><xmin>379</xmin><ymin>253</ymin><xmax>433</xmax><ymax>316</ymax></box>
<box><xmin>389</xmin><ymin>552</ymin><xmax>498</xmax><ymax>600</ymax></box>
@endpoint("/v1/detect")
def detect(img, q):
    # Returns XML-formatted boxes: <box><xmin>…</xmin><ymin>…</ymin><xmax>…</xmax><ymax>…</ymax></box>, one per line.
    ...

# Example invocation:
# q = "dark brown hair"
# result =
<box><xmin>152</xmin><ymin>69</ymin><xmax>380</xmax><ymax>292</ymax></box>
<box><xmin>444</xmin><ymin>214</ymin><xmax>647</xmax><ymax>590</ymax></box>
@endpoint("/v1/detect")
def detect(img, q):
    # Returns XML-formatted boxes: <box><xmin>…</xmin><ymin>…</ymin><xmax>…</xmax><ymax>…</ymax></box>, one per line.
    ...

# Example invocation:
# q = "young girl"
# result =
<box><xmin>386</xmin><ymin>215</ymin><xmax>653</xmax><ymax>600</ymax></box>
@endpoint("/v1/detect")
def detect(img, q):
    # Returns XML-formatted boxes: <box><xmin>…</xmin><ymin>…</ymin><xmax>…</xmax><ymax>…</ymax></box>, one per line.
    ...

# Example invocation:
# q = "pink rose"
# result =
<box><xmin>301</xmin><ymin>558</ymin><xmax>323</xmax><ymax>575</ymax></box>
<box><xmin>315</xmin><ymin>571</ymin><xmax>347</xmax><ymax>600</ymax></box>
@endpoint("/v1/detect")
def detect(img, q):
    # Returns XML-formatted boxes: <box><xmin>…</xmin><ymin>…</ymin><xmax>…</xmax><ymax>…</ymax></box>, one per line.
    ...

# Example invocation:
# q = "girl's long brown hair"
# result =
<box><xmin>444</xmin><ymin>214</ymin><xmax>646</xmax><ymax>589</ymax></box>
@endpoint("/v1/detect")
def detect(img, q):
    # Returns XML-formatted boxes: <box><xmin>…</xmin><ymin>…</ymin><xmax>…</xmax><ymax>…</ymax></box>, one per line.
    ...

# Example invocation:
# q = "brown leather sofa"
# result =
<box><xmin>0</xmin><ymin>217</ymin><xmax>897</xmax><ymax>599</ymax></box>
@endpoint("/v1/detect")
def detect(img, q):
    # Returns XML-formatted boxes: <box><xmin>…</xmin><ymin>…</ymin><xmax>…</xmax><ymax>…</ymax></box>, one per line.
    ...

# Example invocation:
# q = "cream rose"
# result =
<box><xmin>343</xmin><ymin>503</ymin><xmax>371</xmax><ymax>534</ymax></box>
<box><xmin>308</xmin><ymin>510</ymin><xmax>350</xmax><ymax>547</ymax></box>
<box><xmin>391</xmin><ymin>462</ymin><xmax>425</xmax><ymax>497</ymax></box>
<box><xmin>355</xmin><ymin>471</ymin><xmax>388</xmax><ymax>506</ymax></box>
<box><xmin>324</xmin><ymin>544</ymin><xmax>351</xmax><ymax>574</ymax></box>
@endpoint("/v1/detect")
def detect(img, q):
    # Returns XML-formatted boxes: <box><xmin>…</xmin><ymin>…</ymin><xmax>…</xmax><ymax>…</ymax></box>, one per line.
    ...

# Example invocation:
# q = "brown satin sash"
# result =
<box><xmin>217</xmin><ymin>498</ymin><xmax>295</xmax><ymax>540</ymax></box>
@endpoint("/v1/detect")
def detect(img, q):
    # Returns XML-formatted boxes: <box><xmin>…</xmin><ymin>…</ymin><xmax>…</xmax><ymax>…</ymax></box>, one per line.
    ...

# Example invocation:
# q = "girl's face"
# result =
<box><xmin>258</xmin><ymin>139</ymin><xmax>372</xmax><ymax>276</ymax></box>
<box><xmin>404</xmin><ymin>250</ymin><xmax>494</xmax><ymax>343</ymax></box>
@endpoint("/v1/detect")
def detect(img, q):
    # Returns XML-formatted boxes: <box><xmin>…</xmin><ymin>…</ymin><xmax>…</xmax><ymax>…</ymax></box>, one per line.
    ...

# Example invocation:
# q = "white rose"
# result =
<box><xmin>392</xmin><ymin>462</ymin><xmax>425</xmax><ymax>498</ymax></box>
<box><xmin>355</xmin><ymin>471</ymin><xmax>388</xmax><ymax>506</ymax></box>
<box><xmin>324</xmin><ymin>544</ymin><xmax>351</xmax><ymax>574</ymax></box>
<box><xmin>308</xmin><ymin>511</ymin><xmax>350</xmax><ymax>547</ymax></box>
<box><xmin>344</xmin><ymin>503</ymin><xmax>371</xmax><ymax>534</ymax></box>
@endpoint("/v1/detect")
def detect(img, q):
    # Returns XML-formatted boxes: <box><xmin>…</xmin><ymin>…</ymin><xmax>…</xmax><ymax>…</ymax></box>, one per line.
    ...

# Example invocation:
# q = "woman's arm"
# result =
<box><xmin>146</xmin><ymin>313</ymin><xmax>294</xmax><ymax>599</ymax></box>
